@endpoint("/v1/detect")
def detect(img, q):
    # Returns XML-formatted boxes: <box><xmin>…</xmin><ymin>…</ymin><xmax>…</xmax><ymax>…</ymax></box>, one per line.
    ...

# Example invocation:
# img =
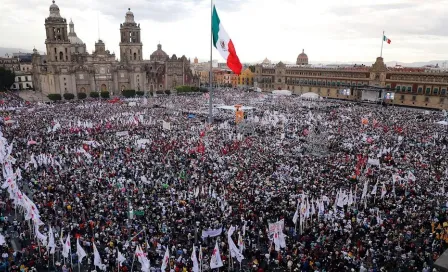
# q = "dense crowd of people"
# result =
<box><xmin>0</xmin><ymin>90</ymin><xmax>446</xmax><ymax>272</ymax></box>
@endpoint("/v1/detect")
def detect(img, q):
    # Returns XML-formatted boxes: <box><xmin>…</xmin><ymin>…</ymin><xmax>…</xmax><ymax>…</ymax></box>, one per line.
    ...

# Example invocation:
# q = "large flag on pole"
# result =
<box><xmin>62</xmin><ymin>234</ymin><xmax>70</xmax><ymax>258</ymax></box>
<box><xmin>191</xmin><ymin>245</ymin><xmax>199</xmax><ymax>272</ymax></box>
<box><xmin>93</xmin><ymin>242</ymin><xmax>106</xmax><ymax>270</ymax></box>
<box><xmin>212</xmin><ymin>5</ymin><xmax>242</xmax><ymax>75</ymax></box>
<box><xmin>48</xmin><ymin>226</ymin><xmax>56</xmax><ymax>254</ymax></box>
<box><xmin>210</xmin><ymin>241</ymin><xmax>224</xmax><ymax>269</ymax></box>
<box><xmin>76</xmin><ymin>238</ymin><xmax>87</xmax><ymax>263</ymax></box>
<box><xmin>161</xmin><ymin>247</ymin><xmax>170</xmax><ymax>271</ymax></box>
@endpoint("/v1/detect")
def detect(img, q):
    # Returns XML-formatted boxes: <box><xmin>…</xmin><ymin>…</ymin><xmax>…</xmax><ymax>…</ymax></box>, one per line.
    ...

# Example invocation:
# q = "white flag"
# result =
<box><xmin>161</xmin><ymin>247</ymin><xmax>170</xmax><ymax>271</ymax></box>
<box><xmin>48</xmin><ymin>226</ymin><xmax>56</xmax><ymax>254</ymax></box>
<box><xmin>62</xmin><ymin>235</ymin><xmax>70</xmax><ymax>258</ymax></box>
<box><xmin>237</xmin><ymin>232</ymin><xmax>244</xmax><ymax>253</ymax></box>
<box><xmin>93</xmin><ymin>242</ymin><xmax>106</xmax><ymax>270</ymax></box>
<box><xmin>136</xmin><ymin>245</ymin><xmax>150</xmax><ymax>272</ymax></box>
<box><xmin>210</xmin><ymin>241</ymin><xmax>223</xmax><ymax>269</ymax></box>
<box><xmin>371</xmin><ymin>182</ymin><xmax>378</xmax><ymax>195</ymax></box>
<box><xmin>381</xmin><ymin>183</ymin><xmax>387</xmax><ymax>199</ymax></box>
<box><xmin>191</xmin><ymin>245</ymin><xmax>199</xmax><ymax>272</ymax></box>
<box><xmin>76</xmin><ymin>238</ymin><xmax>87</xmax><ymax>263</ymax></box>
<box><xmin>292</xmin><ymin>201</ymin><xmax>299</xmax><ymax>224</ymax></box>
<box><xmin>117</xmin><ymin>250</ymin><xmax>126</xmax><ymax>266</ymax></box>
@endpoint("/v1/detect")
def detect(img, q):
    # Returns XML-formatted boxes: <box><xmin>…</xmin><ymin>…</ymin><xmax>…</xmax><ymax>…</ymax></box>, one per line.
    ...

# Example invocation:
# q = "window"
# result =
<box><xmin>425</xmin><ymin>97</ymin><xmax>429</xmax><ymax>102</ymax></box>
<box><xmin>412</xmin><ymin>96</ymin><xmax>416</xmax><ymax>101</ymax></box>
<box><xmin>425</xmin><ymin>88</ymin><xmax>431</xmax><ymax>95</ymax></box>
<box><xmin>440</xmin><ymin>98</ymin><xmax>445</xmax><ymax>104</ymax></box>
<box><xmin>59</xmin><ymin>52</ymin><xmax>63</xmax><ymax>61</ymax></box>
<box><xmin>400</xmin><ymin>95</ymin><xmax>405</xmax><ymax>100</ymax></box>
<box><xmin>401</xmin><ymin>86</ymin><xmax>406</xmax><ymax>92</ymax></box>
<box><xmin>433</xmin><ymin>88</ymin><xmax>439</xmax><ymax>95</ymax></box>
<box><xmin>417</xmin><ymin>87</ymin><xmax>423</xmax><ymax>94</ymax></box>
<box><xmin>441</xmin><ymin>88</ymin><xmax>447</xmax><ymax>96</ymax></box>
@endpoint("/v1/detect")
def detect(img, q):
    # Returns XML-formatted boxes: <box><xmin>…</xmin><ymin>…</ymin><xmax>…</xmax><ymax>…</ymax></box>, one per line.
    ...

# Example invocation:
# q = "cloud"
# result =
<box><xmin>53</xmin><ymin>0</ymin><xmax>248</xmax><ymax>23</ymax></box>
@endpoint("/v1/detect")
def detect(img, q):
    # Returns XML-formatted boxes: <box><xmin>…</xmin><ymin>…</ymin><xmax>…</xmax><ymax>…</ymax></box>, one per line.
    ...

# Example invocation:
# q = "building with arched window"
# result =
<box><xmin>32</xmin><ymin>1</ymin><xmax>198</xmax><ymax>96</ymax></box>
<box><xmin>254</xmin><ymin>56</ymin><xmax>448</xmax><ymax>109</ymax></box>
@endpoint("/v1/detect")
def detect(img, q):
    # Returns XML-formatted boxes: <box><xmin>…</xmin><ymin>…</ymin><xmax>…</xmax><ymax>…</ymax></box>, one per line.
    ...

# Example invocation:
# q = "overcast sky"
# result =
<box><xmin>1</xmin><ymin>0</ymin><xmax>448</xmax><ymax>64</ymax></box>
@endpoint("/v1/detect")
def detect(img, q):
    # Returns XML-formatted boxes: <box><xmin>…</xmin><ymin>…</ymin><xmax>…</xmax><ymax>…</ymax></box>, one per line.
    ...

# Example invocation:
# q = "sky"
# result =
<box><xmin>1</xmin><ymin>0</ymin><xmax>448</xmax><ymax>64</ymax></box>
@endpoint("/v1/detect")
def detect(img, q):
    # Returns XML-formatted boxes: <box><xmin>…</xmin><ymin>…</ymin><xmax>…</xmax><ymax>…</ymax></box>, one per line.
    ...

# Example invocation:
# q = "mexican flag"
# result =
<box><xmin>383</xmin><ymin>35</ymin><xmax>391</xmax><ymax>44</ymax></box>
<box><xmin>212</xmin><ymin>5</ymin><xmax>243</xmax><ymax>75</ymax></box>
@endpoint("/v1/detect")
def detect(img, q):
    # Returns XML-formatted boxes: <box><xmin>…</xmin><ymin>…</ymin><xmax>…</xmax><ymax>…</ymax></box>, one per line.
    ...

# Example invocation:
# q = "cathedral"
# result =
<box><xmin>32</xmin><ymin>1</ymin><xmax>198</xmax><ymax>96</ymax></box>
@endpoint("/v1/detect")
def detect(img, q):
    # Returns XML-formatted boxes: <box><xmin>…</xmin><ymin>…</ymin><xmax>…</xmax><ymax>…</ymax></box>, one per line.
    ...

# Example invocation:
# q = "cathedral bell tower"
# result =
<box><xmin>119</xmin><ymin>8</ymin><xmax>143</xmax><ymax>62</ymax></box>
<box><xmin>44</xmin><ymin>1</ymin><xmax>71</xmax><ymax>62</ymax></box>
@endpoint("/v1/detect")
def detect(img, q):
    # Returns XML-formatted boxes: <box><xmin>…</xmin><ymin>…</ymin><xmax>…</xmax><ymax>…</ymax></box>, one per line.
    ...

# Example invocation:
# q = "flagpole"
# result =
<box><xmin>380</xmin><ymin>30</ymin><xmax>384</xmax><ymax>57</ymax></box>
<box><xmin>208</xmin><ymin>0</ymin><xmax>214</xmax><ymax>124</ymax></box>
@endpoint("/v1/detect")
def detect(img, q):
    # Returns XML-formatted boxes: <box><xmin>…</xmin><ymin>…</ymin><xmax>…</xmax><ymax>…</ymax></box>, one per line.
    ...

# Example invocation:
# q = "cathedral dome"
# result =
<box><xmin>296</xmin><ymin>49</ymin><xmax>309</xmax><ymax>65</ymax></box>
<box><xmin>69</xmin><ymin>36</ymin><xmax>84</xmax><ymax>45</ymax></box>
<box><xmin>68</xmin><ymin>19</ymin><xmax>84</xmax><ymax>44</ymax></box>
<box><xmin>49</xmin><ymin>0</ymin><xmax>61</xmax><ymax>18</ymax></box>
<box><xmin>150</xmin><ymin>44</ymin><xmax>168</xmax><ymax>61</ymax></box>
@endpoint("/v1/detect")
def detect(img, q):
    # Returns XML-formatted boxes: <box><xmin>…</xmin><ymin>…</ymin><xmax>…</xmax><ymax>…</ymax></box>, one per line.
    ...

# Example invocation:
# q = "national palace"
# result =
<box><xmin>254</xmin><ymin>51</ymin><xmax>448</xmax><ymax>109</ymax></box>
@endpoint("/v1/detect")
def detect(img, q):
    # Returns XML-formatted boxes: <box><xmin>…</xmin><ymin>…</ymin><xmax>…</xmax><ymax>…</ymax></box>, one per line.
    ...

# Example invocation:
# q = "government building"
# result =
<box><xmin>254</xmin><ymin>50</ymin><xmax>448</xmax><ymax>109</ymax></box>
<box><xmin>31</xmin><ymin>1</ymin><xmax>198</xmax><ymax>96</ymax></box>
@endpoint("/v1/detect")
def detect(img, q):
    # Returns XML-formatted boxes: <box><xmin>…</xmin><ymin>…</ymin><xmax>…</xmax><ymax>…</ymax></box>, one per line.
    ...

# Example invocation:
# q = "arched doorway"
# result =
<box><xmin>80</xmin><ymin>87</ymin><xmax>86</xmax><ymax>93</ymax></box>
<box><xmin>121</xmin><ymin>85</ymin><xmax>126</xmax><ymax>91</ymax></box>
<box><xmin>101</xmin><ymin>84</ymin><xmax>107</xmax><ymax>92</ymax></box>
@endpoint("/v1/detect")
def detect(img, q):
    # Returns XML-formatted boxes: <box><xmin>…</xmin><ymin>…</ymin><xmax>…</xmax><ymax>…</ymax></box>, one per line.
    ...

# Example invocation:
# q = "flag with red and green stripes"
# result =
<box><xmin>212</xmin><ymin>5</ymin><xmax>242</xmax><ymax>75</ymax></box>
<box><xmin>383</xmin><ymin>35</ymin><xmax>391</xmax><ymax>44</ymax></box>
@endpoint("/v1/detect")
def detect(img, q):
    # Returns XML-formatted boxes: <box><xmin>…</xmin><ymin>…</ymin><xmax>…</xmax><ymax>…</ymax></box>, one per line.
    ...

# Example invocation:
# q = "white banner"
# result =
<box><xmin>116</xmin><ymin>131</ymin><xmax>129</xmax><ymax>137</ymax></box>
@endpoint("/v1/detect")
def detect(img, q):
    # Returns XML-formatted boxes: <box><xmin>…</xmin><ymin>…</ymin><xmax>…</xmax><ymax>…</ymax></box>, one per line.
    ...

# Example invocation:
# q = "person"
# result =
<box><xmin>0</xmin><ymin>89</ymin><xmax>445</xmax><ymax>271</ymax></box>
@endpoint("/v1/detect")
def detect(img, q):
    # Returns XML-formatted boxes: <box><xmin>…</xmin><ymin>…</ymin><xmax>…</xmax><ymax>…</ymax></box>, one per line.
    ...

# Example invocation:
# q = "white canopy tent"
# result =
<box><xmin>272</xmin><ymin>90</ymin><xmax>292</xmax><ymax>96</ymax></box>
<box><xmin>300</xmin><ymin>92</ymin><xmax>320</xmax><ymax>99</ymax></box>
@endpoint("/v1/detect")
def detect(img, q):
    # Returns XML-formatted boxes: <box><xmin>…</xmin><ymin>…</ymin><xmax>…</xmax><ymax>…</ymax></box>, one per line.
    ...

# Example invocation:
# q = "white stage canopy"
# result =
<box><xmin>272</xmin><ymin>90</ymin><xmax>292</xmax><ymax>96</ymax></box>
<box><xmin>300</xmin><ymin>92</ymin><xmax>320</xmax><ymax>99</ymax></box>
<box><xmin>216</xmin><ymin>105</ymin><xmax>256</xmax><ymax>111</ymax></box>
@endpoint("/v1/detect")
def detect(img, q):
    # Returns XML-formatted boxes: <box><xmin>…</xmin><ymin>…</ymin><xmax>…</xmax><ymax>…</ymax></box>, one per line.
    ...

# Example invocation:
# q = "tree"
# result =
<box><xmin>77</xmin><ymin>93</ymin><xmax>87</xmax><ymax>99</ymax></box>
<box><xmin>122</xmin><ymin>89</ymin><xmax>136</xmax><ymax>98</ymax></box>
<box><xmin>63</xmin><ymin>93</ymin><xmax>75</xmax><ymax>100</ymax></box>
<box><xmin>100</xmin><ymin>91</ymin><xmax>110</xmax><ymax>98</ymax></box>
<box><xmin>47</xmin><ymin>94</ymin><xmax>62</xmax><ymax>101</ymax></box>
<box><xmin>0</xmin><ymin>68</ymin><xmax>15</xmax><ymax>91</ymax></box>
<box><xmin>90</xmin><ymin>92</ymin><xmax>99</xmax><ymax>98</ymax></box>
<box><xmin>248</xmin><ymin>65</ymin><xmax>255</xmax><ymax>73</ymax></box>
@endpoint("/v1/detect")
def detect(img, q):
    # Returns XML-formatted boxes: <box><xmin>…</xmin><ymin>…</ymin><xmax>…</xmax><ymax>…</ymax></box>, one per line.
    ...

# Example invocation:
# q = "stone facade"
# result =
<box><xmin>254</xmin><ymin>56</ymin><xmax>448</xmax><ymax>109</ymax></box>
<box><xmin>32</xmin><ymin>1</ymin><xmax>198</xmax><ymax>96</ymax></box>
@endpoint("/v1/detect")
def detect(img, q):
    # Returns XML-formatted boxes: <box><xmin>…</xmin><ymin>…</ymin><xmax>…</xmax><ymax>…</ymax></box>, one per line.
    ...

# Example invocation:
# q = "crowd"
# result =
<box><xmin>0</xmin><ymin>90</ymin><xmax>446</xmax><ymax>272</ymax></box>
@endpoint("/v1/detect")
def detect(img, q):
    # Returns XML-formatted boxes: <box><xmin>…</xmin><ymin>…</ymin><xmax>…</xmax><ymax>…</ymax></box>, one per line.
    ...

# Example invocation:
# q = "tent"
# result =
<box><xmin>272</xmin><ymin>90</ymin><xmax>292</xmax><ymax>96</ymax></box>
<box><xmin>300</xmin><ymin>92</ymin><xmax>320</xmax><ymax>99</ymax></box>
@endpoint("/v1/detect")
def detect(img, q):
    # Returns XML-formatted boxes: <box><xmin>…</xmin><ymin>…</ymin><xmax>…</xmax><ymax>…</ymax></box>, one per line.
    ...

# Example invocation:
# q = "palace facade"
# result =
<box><xmin>254</xmin><ymin>52</ymin><xmax>448</xmax><ymax>109</ymax></box>
<box><xmin>32</xmin><ymin>1</ymin><xmax>198</xmax><ymax>96</ymax></box>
